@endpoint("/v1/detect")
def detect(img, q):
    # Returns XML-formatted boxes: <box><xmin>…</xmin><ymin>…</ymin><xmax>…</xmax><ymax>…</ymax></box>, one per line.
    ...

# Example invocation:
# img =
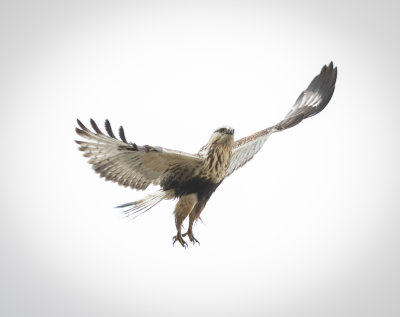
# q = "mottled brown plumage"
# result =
<box><xmin>75</xmin><ymin>62</ymin><xmax>337</xmax><ymax>247</ymax></box>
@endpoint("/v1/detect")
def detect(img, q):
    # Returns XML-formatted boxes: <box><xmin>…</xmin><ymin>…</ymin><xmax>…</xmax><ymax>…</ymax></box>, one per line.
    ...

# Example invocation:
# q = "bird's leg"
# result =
<box><xmin>172</xmin><ymin>194</ymin><xmax>197</xmax><ymax>248</ymax></box>
<box><xmin>182</xmin><ymin>203</ymin><xmax>204</xmax><ymax>245</ymax></box>
<box><xmin>172</xmin><ymin>217</ymin><xmax>188</xmax><ymax>248</ymax></box>
<box><xmin>182</xmin><ymin>212</ymin><xmax>200</xmax><ymax>245</ymax></box>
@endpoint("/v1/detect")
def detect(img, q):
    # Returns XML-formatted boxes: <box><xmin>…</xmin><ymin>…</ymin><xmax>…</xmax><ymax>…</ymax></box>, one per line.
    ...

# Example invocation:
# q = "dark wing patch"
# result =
<box><xmin>275</xmin><ymin>62</ymin><xmax>337</xmax><ymax>130</ymax></box>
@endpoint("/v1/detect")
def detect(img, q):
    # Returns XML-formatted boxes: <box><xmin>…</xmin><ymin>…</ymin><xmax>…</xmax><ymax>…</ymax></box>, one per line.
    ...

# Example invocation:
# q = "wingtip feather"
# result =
<box><xmin>105</xmin><ymin>119</ymin><xmax>117</xmax><ymax>139</ymax></box>
<box><xmin>119</xmin><ymin>126</ymin><xmax>127</xmax><ymax>143</ymax></box>
<box><xmin>90</xmin><ymin>118</ymin><xmax>104</xmax><ymax>135</ymax></box>
<box><xmin>76</xmin><ymin>119</ymin><xmax>89</xmax><ymax>131</ymax></box>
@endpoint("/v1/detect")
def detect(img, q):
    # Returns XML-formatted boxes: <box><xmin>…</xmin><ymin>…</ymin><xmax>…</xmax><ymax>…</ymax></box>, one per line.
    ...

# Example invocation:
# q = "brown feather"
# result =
<box><xmin>90</xmin><ymin>118</ymin><xmax>104</xmax><ymax>135</ymax></box>
<box><xmin>119</xmin><ymin>126</ymin><xmax>127</xmax><ymax>143</ymax></box>
<box><xmin>104</xmin><ymin>119</ymin><xmax>116</xmax><ymax>139</ymax></box>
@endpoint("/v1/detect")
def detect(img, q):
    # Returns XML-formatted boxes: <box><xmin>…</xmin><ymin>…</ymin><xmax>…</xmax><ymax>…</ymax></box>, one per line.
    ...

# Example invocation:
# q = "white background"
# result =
<box><xmin>1</xmin><ymin>0</ymin><xmax>399</xmax><ymax>316</ymax></box>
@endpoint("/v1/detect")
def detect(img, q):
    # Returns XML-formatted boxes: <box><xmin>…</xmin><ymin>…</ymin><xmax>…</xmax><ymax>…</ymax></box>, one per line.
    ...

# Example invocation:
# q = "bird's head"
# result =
<box><xmin>208</xmin><ymin>126</ymin><xmax>235</xmax><ymax>145</ymax></box>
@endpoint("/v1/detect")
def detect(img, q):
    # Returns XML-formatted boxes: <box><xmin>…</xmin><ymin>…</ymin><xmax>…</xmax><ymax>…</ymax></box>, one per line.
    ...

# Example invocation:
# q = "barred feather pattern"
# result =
<box><xmin>75</xmin><ymin>119</ymin><xmax>202</xmax><ymax>191</ymax></box>
<box><xmin>75</xmin><ymin>119</ymin><xmax>159</xmax><ymax>189</ymax></box>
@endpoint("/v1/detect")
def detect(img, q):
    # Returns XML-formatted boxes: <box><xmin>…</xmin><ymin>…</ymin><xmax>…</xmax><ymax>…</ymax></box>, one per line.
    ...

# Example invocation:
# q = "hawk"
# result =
<box><xmin>75</xmin><ymin>62</ymin><xmax>337</xmax><ymax>247</ymax></box>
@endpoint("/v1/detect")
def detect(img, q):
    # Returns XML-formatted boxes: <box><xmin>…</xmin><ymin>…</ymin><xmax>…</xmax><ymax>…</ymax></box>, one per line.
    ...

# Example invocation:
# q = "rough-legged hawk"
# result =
<box><xmin>75</xmin><ymin>62</ymin><xmax>337</xmax><ymax>247</ymax></box>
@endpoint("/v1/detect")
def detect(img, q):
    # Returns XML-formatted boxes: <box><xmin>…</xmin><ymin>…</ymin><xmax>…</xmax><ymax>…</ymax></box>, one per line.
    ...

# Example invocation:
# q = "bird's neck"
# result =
<box><xmin>200</xmin><ymin>142</ymin><xmax>232</xmax><ymax>182</ymax></box>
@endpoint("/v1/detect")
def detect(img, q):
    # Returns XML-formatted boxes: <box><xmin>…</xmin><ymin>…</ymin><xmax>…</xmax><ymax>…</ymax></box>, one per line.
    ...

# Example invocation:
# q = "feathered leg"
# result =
<box><xmin>182</xmin><ymin>202</ymin><xmax>205</xmax><ymax>245</ymax></box>
<box><xmin>172</xmin><ymin>194</ymin><xmax>198</xmax><ymax>248</ymax></box>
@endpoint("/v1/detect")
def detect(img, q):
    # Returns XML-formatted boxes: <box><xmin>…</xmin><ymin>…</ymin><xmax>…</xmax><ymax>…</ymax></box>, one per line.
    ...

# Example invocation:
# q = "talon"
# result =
<box><xmin>182</xmin><ymin>231</ymin><xmax>200</xmax><ymax>245</ymax></box>
<box><xmin>172</xmin><ymin>234</ymin><xmax>188</xmax><ymax>248</ymax></box>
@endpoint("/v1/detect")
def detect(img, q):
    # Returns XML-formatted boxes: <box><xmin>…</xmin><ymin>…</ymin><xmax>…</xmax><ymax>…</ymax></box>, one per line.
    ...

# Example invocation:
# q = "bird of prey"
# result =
<box><xmin>75</xmin><ymin>62</ymin><xmax>337</xmax><ymax>247</ymax></box>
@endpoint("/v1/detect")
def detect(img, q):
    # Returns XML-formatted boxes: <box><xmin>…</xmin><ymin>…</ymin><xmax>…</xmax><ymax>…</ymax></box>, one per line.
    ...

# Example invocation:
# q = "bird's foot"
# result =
<box><xmin>172</xmin><ymin>234</ymin><xmax>188</xmax><ymax>248</ymax></box>
<box><xmin>182</xmin><ymin>231</ymin><xmax>200</xmax><ymax>245</ymax></box>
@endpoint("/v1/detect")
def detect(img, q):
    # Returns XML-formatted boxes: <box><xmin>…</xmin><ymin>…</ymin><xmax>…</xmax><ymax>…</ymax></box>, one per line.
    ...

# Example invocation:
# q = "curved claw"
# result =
<box><xmin>172</xmin><ymin>234</ymin><xmax>188</xmax><ymax>248</ymax></box>
<box><xmin>182</xmin><ymin>231</ymin><xmax>200</xmax><ymax>245</ymax></box>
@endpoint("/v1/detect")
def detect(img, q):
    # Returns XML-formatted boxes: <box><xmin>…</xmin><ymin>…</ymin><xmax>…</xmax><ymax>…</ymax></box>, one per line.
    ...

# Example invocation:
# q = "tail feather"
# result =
<box><xmin>116</xmin><ymin>190</ymin><xmax>168</xmax><ymax>220</ymax></box>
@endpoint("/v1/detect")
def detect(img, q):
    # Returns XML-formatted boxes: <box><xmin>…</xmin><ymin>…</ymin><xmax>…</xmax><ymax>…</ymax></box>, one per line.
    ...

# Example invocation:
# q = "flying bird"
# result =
<box><xmin>75</xmin><ymin>62</ymin><xmax>337</xmax><ymax>247</ymax></box>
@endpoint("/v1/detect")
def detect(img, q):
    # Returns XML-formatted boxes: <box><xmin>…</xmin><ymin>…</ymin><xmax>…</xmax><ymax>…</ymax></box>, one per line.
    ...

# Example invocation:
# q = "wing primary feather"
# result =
<box><xmin>75</xmin><ymin>127</ymin><xmax>84</xmax><ymax>137</ymax></box>
<box><xmin>104</xmin><ymin>119</ymin><xmax>117</xmax><ymax>139</ymax></box>
<box><xmin>75</xmin><ymin>126</ymin><xmax>93</xmax><ymax>139</ymax></box>
<box><xmin>76</xmin><ymin>119</ymin><xmax>90</xmax><ymax>132</ymax></box>
<box><xmin>90</xmin><ymin>118</ymin><xmax>104</xmax><ymax>135</ymax></box>
<box><xmin>119</xmin><ymin>126</ymin><xmax>127</xmax><ymax>143</ymax></box>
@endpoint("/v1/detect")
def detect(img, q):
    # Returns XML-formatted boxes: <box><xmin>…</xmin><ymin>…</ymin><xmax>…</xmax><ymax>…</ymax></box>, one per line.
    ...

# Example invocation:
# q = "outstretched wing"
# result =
<box><xmin>226</xmin><ymin>62</ymin><xmax>337</xmax><ymax>177</ymax></box>
<box><xmin>75</xmin><ymin>119</ymin><xmax>202</xmax><ymax>190</ymax></box>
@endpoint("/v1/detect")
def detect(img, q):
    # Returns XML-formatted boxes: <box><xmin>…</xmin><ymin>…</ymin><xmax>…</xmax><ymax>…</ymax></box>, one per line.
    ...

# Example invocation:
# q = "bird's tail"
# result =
<box><xmin>116</xmin><ymin>190</ymin><xmax>170</xmax><ymax>220</ymax></box>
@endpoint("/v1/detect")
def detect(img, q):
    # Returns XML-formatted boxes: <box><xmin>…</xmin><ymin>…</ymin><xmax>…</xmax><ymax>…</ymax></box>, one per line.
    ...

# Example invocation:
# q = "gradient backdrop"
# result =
<box><xmin>1</xmin><ymin>0</ymin><xmax>399</xmax><ymax>316</ymax></box>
